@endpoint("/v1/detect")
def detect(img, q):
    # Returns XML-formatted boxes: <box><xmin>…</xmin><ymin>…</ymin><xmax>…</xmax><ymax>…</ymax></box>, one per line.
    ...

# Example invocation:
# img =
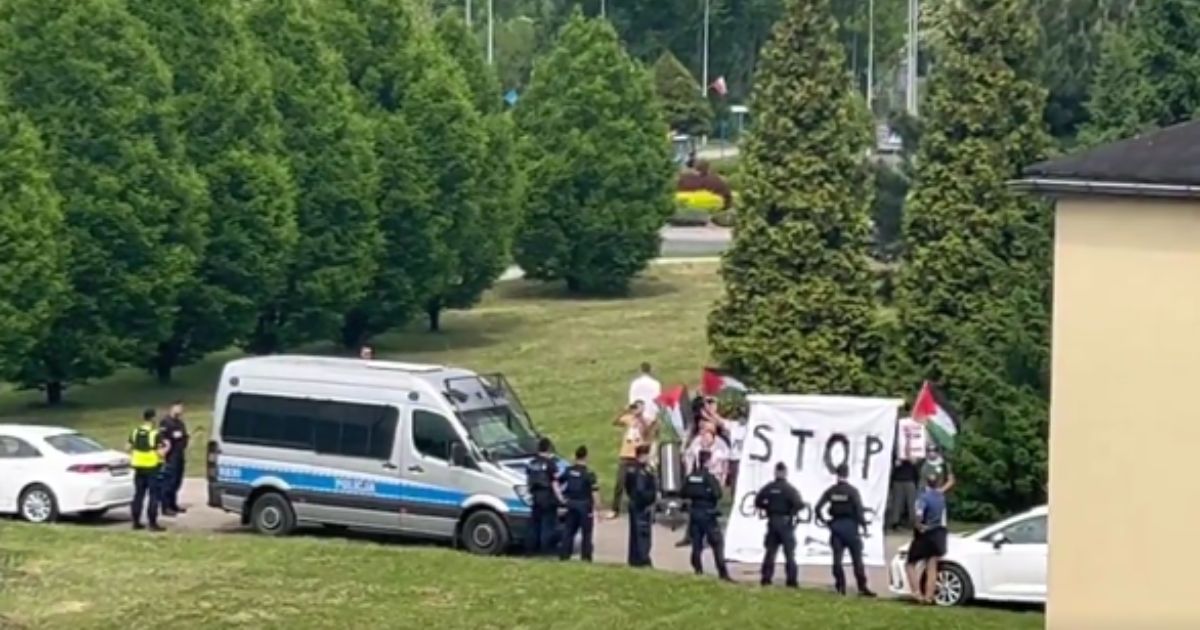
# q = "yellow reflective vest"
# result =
<box><xmin>129</xmin><ymin>424</ymin><xmax>161</xmax><ymax>469</ymax></box>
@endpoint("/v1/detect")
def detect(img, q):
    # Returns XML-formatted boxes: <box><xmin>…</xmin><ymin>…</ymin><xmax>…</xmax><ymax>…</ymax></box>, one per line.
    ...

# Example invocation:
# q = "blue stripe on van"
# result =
<box><xmin>217</xmin><ymin>464</ymin><xmax>530</xmax><ymax>514</ymax></box>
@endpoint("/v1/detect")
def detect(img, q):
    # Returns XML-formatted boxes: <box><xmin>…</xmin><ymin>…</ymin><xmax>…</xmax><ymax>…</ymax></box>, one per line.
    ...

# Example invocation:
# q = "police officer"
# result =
<box><xmin>625</xmin><ymin>444</ymin><xmax>657</xmax><ymax>567</ymax></box>
<box><xmin>128</xmin><ymin>409</ymin><xmax>169</xmax><ymax>531</ymax></box>
<box><xmin>159</xmin><ymin>400</ymin><xmax>189</xmax><ymax>516</ymax></box>
<box><xmin>558</xmin><ymin>445</ymin><xmax>599</xmax><ymax>562</ymax></box>
<box><xmin>755</xmin><ymin>461</ymin><xmax>802</xmax><ymax>587</ymax></box>
<box><xmin>682</xmin><ymin>450</ymin><xmax>732</xmax><ymax>581</ymax></box>
<box><xmin>525</xmin><ymin>437</ymin><xmax>559</xmax><ymax>555</ymax></box>
<box><xmin>815</xmin><ymin>464</ymin><xmax>876</xmax><ymax>597</ymax></box>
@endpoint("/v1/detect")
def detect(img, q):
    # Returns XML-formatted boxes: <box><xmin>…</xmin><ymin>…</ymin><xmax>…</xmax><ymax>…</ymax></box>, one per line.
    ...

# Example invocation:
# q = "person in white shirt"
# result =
<box><xmin>628</xmin><ymin>362</ymin><xmax>661</xmax><ymax>424</ymax></box>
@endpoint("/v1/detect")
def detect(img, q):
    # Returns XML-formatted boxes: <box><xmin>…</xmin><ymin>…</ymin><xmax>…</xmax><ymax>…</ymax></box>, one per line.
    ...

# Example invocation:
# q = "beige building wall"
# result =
<box><xmin>1050</xmin><ymin>196</ymin><xmax>1200</xmax><ymax>628</ymax></box>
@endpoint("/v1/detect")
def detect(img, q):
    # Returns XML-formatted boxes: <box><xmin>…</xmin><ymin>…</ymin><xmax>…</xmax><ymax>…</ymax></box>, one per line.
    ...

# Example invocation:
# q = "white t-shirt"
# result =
<box><xmin>727</xmin><ymin>422</ymin><xmax>748</xmax><ymax>462</ymax></box>
<box><xmin>628</xmin><ymin>374</ymin><xmax>661</xmax><ymax>423</ymax></box>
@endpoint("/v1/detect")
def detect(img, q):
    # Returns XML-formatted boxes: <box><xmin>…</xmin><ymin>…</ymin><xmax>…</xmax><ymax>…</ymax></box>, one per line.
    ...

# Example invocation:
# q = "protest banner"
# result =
<box><xmin>724</xmin><ymin>395</ymin><xmax>902</xmax><ymax>567</ymax></box>
<box><xmin>897</xmin><ymin>416</ymin><xmax>926</xmax><ymax>460</ymax></box>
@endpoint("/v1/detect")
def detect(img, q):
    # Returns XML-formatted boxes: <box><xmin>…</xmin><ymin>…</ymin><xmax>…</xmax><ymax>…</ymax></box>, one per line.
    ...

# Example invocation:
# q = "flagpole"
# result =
<box><xmin>487</xmin><ymin>0</ymin><xmax>494</xmax><ymax>65</ymax></box>
<box><xmin>701</xmin><ymin>0</ymin><xmax>710</xmax><ymax>98</ymax></box>
<box><xmin>867</xmin><ymin>0</ymin><xmax>874</xmax><ymax>113</ymax></box>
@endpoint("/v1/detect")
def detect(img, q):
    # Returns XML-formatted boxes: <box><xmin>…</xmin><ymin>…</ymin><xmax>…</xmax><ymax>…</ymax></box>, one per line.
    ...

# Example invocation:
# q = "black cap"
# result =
<box><xmin>836</xmin><ymin>464</ymin><xmax>849</xmax><ymax>479</ymax></box>
<box><xmin>143</xmin><ymin>408</ymin><xmax>156</xmax><ymax>420</ymax></box>
<box><xmin>537</xmin><ymin>437</ymin><xmax>553</xmax><ymax>453</ymax></box>
<box><xmin>774</xmin><ymin>462</ymin><xmax>787</xmax><ymax>473</ymax></box>
<box><xmin>575</xmin><ymin>445</ymin><xmax>588</xmax><ymax>460</ymax></box>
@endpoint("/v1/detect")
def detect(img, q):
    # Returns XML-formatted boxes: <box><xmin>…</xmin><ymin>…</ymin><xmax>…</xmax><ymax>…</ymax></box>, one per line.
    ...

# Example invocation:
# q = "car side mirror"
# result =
<box><xmin>450</xmin><ymin>442</ymin><xmax>468</xmax><ymax>467</ymax></box>
<box><xmin>992</xmin><ymin>533</ymin><xmax>1009</xmax><ymax>550</ymax></box>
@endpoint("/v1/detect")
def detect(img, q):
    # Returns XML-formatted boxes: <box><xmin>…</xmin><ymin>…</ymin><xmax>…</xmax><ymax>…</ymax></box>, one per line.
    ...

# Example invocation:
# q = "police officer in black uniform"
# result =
<box><xmin>625</xmin><ymin>444</ymin><xmax>658</xmax><ymax>567</ymax></box>
<box><xmin>755</xmin><ymin>462</ymin><xmax>803</xmax><ymax>587</ymax></box>
<box><xmin>525</xmin><ymin>437</ymin><xmax>559</xmax><ymax>555</ymax></box>
<box><xmin>558</xmin><ymin>445</ymin><xmax>599</xmax><ymax>562</ymax></box>
<box><xmin>682</xmin><ymin>450</ymin><xmax>732</xmax><ymax>581</ymax></box>
<box><xmin>815</xmin><ymin>464</ymin><xmax>876</xmax><ymax>597</ymax></box>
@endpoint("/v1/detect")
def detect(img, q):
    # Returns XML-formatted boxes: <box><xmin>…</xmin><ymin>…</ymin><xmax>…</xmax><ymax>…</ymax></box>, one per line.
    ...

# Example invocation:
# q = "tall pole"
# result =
<box><xmin>466</xmin><ymin>0</ymin><xmax>472</xmax><ymax>27</ymax></box>
<box><xmin>701</xmin><ymin>0</ymin><xmax>710</xmax><ymax>97</ymax></box>
<box><xmin>906</xmin><ymin>0</ymin><xmax>919</xmax><ymax>116</ymax></box>
<box><xmin>600</xmin><ymin>0</ymin><xmax>606</xmax><ymax>18</ymax></box>
<box><xmin>487</xmin><ymin>0</ymin><xmax>494</xmax><ymax>65</ymax></box>
<box><xmin>867</xmin><ymin>0</ymin><xmax>874</xmax><ymax>113</ymax></box>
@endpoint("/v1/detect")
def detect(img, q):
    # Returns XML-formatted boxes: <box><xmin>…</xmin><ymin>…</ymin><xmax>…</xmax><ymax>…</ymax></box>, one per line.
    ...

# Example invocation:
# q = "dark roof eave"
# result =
<box><xmin>1008</xmin><ymin>178</ymin><xmax>1200</xmax><ymax>200</ymax></box>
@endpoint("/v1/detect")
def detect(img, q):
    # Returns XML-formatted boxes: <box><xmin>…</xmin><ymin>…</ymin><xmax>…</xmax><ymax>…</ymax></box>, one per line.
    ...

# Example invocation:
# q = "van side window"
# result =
<box><xmin>412</xmin><ymin>410</ymin><xmax>458</xmax><ymax>461</ymax></box>
<box><xmin>222</xmin><ymin>393</ymin><xmax>397</xmax><ymax>460</ymax></box>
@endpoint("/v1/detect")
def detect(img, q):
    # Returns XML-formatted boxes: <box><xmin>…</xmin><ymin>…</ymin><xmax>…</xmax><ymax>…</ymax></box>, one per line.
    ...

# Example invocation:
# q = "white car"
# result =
<box><xmin>0</xmin><ymin>424</ymin><xmax>135</xmax><ymax>523</ymax></box>
<box><xmin>888</xmin><ymin>505</ymin><xmax>1047</xmax><ymax>607</ymax></box>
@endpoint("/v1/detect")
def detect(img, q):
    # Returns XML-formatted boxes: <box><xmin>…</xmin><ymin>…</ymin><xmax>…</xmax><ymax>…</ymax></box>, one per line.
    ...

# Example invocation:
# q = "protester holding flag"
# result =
<box><xmin>912</xmin><ymin>381</ymin><xmax>959</xmax><ymax>494</ymax></box>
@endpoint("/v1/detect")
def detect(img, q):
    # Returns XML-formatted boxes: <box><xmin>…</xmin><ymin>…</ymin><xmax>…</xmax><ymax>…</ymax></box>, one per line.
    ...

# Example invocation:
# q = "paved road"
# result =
<box><xmin>500</xmin><ymin>227</ymin><xmax>732</xmax><ymax>281</ymax></box>
<box><xmin>88</xmin><ymin>479</ymin><xmax>908</xmax><ymax>596</ymax></box>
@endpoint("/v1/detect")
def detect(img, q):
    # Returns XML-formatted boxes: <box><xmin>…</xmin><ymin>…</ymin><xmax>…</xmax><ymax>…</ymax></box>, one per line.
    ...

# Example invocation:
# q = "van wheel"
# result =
<box><xmin>250</xmin><ymin>492</ymin><xmax>296</xmax><ymax>537</ymax></box>
<box><xmin>461</xmin><ymin>510</ymin><xmax>509</xmax><ymax>555</ymax></box>
<box><xmin>19</xmin><ymin>484</ymin><xmax>59</xmax><ymax>523</ymax></box>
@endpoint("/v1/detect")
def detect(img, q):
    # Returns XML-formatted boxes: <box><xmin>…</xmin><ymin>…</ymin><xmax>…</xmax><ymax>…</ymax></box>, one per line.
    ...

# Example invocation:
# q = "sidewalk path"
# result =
<box><xmin>89</xmin><ymin>479</ymin><xmax>907</xmax><ymax>596</ymax></box>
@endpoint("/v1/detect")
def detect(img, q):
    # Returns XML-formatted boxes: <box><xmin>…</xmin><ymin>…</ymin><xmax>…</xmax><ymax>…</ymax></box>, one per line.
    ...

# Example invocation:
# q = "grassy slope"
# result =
<box><xmin>0</xmin><ymin>523</ymin><xmax>1042</xmax><ymax>629</ymax></box>
<box><xmin>0</xmin><ymin>263</ymin><xmax>723</xmax><ymax>502</ymax></box>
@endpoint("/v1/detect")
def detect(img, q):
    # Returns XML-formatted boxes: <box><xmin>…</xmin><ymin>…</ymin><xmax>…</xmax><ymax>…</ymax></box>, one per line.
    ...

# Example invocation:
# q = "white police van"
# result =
<box><xmin>206</xmin><ymin>355</ymin><xmax>565</xmax><ymax>555</ymax></box>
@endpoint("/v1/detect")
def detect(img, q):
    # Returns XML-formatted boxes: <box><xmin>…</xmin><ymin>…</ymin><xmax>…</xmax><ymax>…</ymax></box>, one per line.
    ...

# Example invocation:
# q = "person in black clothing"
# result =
<box><xmin>158</xmin><ymin>401</ymin><xmax>190</xmax><ymax>515</ymax></box>
<box><xmin>815</xmin><ymin>464</ymin><xmax>876</xmax><ymax>597</ymax></box>
<box><xmin>887</xmin><ymin>450</ymin><xmax>919</xmax><ymax>531</ymax></box>
<box><xmin>558</xmin><ymin>445</ymin><xmax>599</xmax><ymax>562</ymax></box>
<box><xmin>755</xmin><ymin>462</ymin><xmax>803</xmax><ymax>587</ymax></box>
<box><xmin>525</xmin><ymin>437</ymin><xmax>560</xmax><ymax>555</ymax></box>
<box><xmin>682</xmin><ymin>450</ymin><xmax>732</xmax><ymax>581</ymax></box>
<box><xmin>625</xmin><ymin>444</ymin><xmax>658</xmax><ymax>567</ymax></box>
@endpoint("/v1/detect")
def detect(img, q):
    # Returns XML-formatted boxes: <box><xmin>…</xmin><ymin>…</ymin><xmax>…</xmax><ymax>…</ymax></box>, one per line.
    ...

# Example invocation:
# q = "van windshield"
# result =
<box><xmin>457</xmin><ymin>406</ymin><xmax>540</xmax><ymax>459</ymax></box>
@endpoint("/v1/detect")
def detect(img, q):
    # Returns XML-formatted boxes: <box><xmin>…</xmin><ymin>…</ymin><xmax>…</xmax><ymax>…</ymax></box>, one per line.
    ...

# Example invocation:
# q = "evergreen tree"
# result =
<box><xmin>0</xmin><ymin>0</ymin><xmax>206</xmax><ymax>404</ymax></box>
<box><xmin>1082</xmin><ymin>0</ymin><xmax>1200</xmax><ymax>145</ymax></box>
<box><xmin>241</xmin><ymin>0</ymin><xmax>382</xmax><ymax>352</ymax></box>
<box><xmin>515</xmin><ymin>12</ymin><xmax>674</xmax><ymax>295</ymax></box>
<box><xmin>130</xmin><ymin>0</ymin><xmax>299</xmax><ymax>381</ymax></box>
<box><xmin>323</xmin><ymin>0</ymin><xmax>488</xmax><ymax>338</ymax></box>
<box><xmin>707</xmin><ymin>0</ymin><xmax>879</xmax><ymax>395</ymax></box>
<box><xmin>435</xmin><ymin>12</ymin><xmax>521</xmax><ymax>330</ymax></box>
<box><xmin>652</xmin><ymin>51</ymin><xmax>714</xmax><ymax>137</ymax></box>
<box><xmin>0</xmin><ymin>97</ymin><xmax>66</xmax><ymax>380</ymax></box>
<box><xmin>894</xmin><ymin>0</ymin><xmax>1052</xmax><ymax>520</ymax></box>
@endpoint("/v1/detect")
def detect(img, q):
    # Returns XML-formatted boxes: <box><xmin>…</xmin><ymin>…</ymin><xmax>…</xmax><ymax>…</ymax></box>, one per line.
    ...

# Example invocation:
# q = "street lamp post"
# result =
<box><xmin>906</xmin><ymin>0</ymin><xmax>919</xmax><ymax>116</ymax></box>
<box><xmin>466</xmin><ymin>0</ymin><xmax>472</xmax><ymax>27</ymax></box>
<box><xmin>867</xmin><ymin>0</ymin><xmax>874</xmax><ymax>113</ymax></box>
<box><xmin>701</xmin><ymin>0</ymin><xmax>710</xmax><ymax>97</ymax></box>
<box><xmin>600</xmin><ymin>0</ymin><xmax>606</xmax><ymax>18</ymax></box>
<box><xmin>487</xmin><ymin>0</ymin><xmax>494</xmax><ymax>65</ymax></box>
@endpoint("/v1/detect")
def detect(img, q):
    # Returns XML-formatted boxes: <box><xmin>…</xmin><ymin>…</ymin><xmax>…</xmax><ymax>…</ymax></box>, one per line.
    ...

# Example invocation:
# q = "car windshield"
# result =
<box><xmin>45</xmin><ymin>433</ymin><xmax>106</xmax><ymax>455</ymax></box>
<box><xmin>458</xmin><ymin>405</ymin><xmax>540</xmax><ymax>459</ymax></box>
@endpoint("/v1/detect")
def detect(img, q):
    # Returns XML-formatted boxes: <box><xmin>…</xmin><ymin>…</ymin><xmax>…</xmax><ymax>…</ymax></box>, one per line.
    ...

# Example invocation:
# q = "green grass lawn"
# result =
<box><xmin>0</xmin><ymin>523</ymin><xmax>1042</xmax><ymax>629</ymax></box>
<box><xmin>0</xmin><ymin>263</ymin><xmax>723</xmax><ymax>503</ymax></box>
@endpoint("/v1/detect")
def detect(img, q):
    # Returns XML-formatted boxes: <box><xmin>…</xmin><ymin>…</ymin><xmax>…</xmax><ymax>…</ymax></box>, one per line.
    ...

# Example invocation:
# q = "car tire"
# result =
<box><xmin>461</xmin><ymin>510</ymin><xmax>509</xmax><ymax>556</ymax></box>
<box><xmin>19</xmin><ymin>484</ymin><xmax>60</xmax><ymax>524</ymax></box>
<box><xmin>78</xmin><ymin>508</ymin><xmax>109</xmax><ymax>522</ymax></box>
<box><xmin>933</xmin><ymin>563</ymin><xmax>974</xmax><ymax>607</ymax></box>
<box><xmin>250</xmin><ymin>492</ymin><xmax>296</xmax><ymax>537</ymax></box>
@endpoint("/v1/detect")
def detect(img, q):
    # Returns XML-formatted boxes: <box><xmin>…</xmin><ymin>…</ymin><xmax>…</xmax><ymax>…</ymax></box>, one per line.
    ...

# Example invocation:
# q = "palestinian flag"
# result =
<box><xmin>656</xmin><ymin>385</ymin><xmax>688</xmax><ymax>442</ymax></box>
<box><xmin>700</xmin><ymin>367</ymin><xmax>747</xmax><ymax>397</ymax></box>
<box><xmin>912</xmin><ymin>381</ymin><xmax>958</xmax><ymax>450</ymax></box>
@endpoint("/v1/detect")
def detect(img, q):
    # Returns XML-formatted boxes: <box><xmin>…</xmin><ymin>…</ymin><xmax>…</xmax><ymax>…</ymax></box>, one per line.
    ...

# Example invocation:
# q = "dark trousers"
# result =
<box><xmin>761</xmin><ymin>518</ymin><xmax>798</xmax><ymax>586</ymax></box>
<box><xmin>559</xmin><ymin>502</ymin><xmax>595</xmax><ymax>561</ymax></box>
<box><xmin>829</xmin><ymin>518</ymin><xmax>870</xmax><ymax>593</ymax></box>
<box><xmin>886</xmin><ymin>479</ymin><xmax>917</xmax><ymax>530</ymax></box>
<box><xmin>627</xmin><ymin>505</ymin><xmax>653</xmax><ymax>567</ymax></box>
<box><xmin>131</xmin><ymin>468</ymin><xmax>161</xmax><ymax>526</ymax></box>
<box><xmin>526</xmin><ymin>503</ymin><xmax>557</xmax><ymax>554</ymax></box>
<box><xmin>611</xmin><ymin>458</ymin><xmax>635</xmax><ymax>514</ymax></box>
<box><xmin>688</xmin><ymin>510</ymin><xmax>729</xmax><ymax>578</ymax></box>
<box><xmin>162</xmin><ymin>457</ymin><xmax>184</xmax><ymax>511</ymax></box>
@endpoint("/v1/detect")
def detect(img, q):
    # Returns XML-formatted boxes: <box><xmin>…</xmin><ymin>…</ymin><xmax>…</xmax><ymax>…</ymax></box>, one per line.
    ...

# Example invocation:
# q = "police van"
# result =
<box><xmin>206</xmin><ymin>355</ymin><xmax>564</xmax><ymax>555</ymax></box>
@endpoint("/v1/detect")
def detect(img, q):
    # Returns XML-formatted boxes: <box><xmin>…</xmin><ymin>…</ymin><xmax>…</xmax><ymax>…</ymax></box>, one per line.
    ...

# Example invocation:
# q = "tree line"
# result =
<box><xmin>0</xmin><ymin>0</ymin><xmax>674</xmax><ymax>404</ymax></box>
<box><xmin>710</xmin><ymin>0</ymin><xmax>1200</xmax><ymax>520</ymax></box>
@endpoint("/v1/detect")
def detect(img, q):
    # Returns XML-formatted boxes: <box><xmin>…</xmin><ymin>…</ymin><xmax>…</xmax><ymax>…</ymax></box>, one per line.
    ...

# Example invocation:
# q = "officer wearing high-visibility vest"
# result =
<box><xmin>128</xmin><ymin>408</ymin><xmax>170</xmax><ymax>531</ymax></box>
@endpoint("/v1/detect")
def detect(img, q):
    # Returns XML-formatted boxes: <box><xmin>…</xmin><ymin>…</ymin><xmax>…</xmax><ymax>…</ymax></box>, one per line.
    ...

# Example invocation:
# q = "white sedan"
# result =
<box><xmin>888</xmin><ymin>505</ymin><xmax>1048</xmax><ymax>606</ymax></box>
<box><xmin>0</xmin><ymin>424</ymin><xmax>135</xmax><ymax>523</ymax></box>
